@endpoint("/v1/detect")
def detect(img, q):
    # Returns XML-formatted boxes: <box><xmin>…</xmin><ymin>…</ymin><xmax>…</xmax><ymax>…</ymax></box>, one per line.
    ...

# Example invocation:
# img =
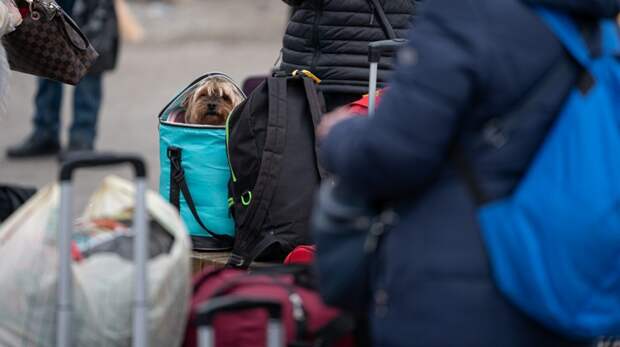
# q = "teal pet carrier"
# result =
<box><xmin>158</xmin><ymin>73</ymin><xmax>245</xmax><ymax>251</ymax></box>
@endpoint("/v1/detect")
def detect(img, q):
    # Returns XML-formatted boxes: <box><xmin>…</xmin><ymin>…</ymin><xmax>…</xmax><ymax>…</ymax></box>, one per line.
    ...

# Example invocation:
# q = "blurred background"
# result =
<box><xmin>0</xmin><ymin>0</ymin><xmax>287</xmax><ymax>207</ymax></box>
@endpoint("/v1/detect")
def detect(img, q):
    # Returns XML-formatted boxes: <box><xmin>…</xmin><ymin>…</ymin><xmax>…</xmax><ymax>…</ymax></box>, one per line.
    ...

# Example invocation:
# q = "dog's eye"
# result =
<box><xmin>222</xmin><ymin>95</ymin><xmax>231</xmax><ymax>102</ymax></box>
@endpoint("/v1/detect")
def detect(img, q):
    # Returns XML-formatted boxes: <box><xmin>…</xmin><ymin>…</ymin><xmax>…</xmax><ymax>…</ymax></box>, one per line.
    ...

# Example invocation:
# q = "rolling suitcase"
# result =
<box><xmin>57</xmin><ymin>153</ymin><xmax>149</xmax><ymax>347</ymax></box>
<box><xmin>185</xmin><ymin>266</ymin><xmax>356</xmax><ymax>347</ymax></box>
<box><xmin>367</xmin><ymin>39</ymin><xmax>407</xmax><ymax>115</ymax></box>
<box><xmin>196</xmin><ymin>298</ymin><xmax>284</xmax><ymax>347</ymax></box>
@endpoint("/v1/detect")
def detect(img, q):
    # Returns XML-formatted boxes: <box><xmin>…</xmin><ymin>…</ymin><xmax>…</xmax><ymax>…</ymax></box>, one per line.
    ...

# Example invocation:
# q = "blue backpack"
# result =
<box><xmin>478</xmin><ymin>9</ymin><xmax>620</xmax><ymax>339</ymax></box>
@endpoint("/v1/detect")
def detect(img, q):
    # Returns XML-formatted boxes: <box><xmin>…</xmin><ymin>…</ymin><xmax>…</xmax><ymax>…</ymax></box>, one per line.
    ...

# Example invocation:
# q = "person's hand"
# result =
<box><xmin>317</xmin><ymin>106</ymin><xmax>357</xmax><ymax>140</ymax></box>
<box><xmin>0</xmin><ymin>0</ymin><xmax>22</xmax><ymax>37</ymax></box>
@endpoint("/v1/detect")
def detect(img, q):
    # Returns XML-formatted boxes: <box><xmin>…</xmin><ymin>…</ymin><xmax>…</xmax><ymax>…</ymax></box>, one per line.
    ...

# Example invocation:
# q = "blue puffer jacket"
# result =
<box><xmin>321</xmin><ymin>0</ymin><xmax>620</xmax><ymax>346</ymax></box>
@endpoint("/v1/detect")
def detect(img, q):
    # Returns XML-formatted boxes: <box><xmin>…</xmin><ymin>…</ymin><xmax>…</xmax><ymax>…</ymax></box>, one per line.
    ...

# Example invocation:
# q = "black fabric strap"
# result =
<box><xmin>367</xmin><ymin>0</ymin><xmax>397</xmax><ymax>40</ymax></box>
<box><xmin>167</xmin><ymin>147</ymin><xmax>233</xmax><ymax>242</ymax></box>
<box><xmin>169</xmin><ymin>150</ymin><xmax>181</xmax><ymax>210</ymax></box>
<box><xmin>302</xmin><ymin>77</ymin><xmax>329</xmax><ymax>180</ymax></box>
<box><xmin>229</xmin><ymin>77</ymin><xmax>289</xmax><ymax>268</ymax></box>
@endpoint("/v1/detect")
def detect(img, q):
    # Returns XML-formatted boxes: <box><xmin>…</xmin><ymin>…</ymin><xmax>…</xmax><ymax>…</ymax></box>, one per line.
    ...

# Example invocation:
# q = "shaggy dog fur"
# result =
<box><xmin>182</xmin><ymin>76</ymin><xmax>244</xmax><ymax>126</ymax></box>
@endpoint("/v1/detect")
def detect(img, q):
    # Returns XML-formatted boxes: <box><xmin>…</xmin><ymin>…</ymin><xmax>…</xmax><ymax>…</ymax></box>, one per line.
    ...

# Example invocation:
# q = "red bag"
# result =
<box><xmin>347</xmin><ymin>89</ymin><xmax>385</xmax><ymax>115</ymax></box>
<box><xmin>283</xmin><ymin>245</ymin><xmax>316</xmax><ymax>265</ymax></box>
<box><xmin>183</xmin><ymin>266</ymin><xmax>355</xmax><ymax>347</ymax></box>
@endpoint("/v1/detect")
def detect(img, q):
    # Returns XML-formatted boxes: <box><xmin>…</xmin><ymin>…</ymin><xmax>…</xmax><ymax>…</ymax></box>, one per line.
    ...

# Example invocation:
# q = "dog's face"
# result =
<box><xmin>183</xmin><ymin>77</ymin><xmax>243</xmax><ymax>125</ymax></box>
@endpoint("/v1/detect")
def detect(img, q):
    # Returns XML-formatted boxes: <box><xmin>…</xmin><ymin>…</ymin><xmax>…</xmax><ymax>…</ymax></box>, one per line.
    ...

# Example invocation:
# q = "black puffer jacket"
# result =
<box><xmin>281</xmin><ymin>0</ymin><xmax>416</xmax><ymax>93</ymax></box>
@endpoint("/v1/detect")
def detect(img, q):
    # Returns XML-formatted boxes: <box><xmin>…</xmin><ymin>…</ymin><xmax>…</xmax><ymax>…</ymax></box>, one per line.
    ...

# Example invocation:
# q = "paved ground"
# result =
<box><xmin>0</xmin><ymin>0</ymin><xmax>287</xmax><ymax>209</ymax></box>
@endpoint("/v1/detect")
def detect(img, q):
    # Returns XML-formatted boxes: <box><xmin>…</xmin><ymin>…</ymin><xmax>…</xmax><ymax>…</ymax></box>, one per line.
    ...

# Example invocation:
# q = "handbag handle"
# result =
<box><xmin>26</xmin><ymin>0</ymin><xmax>92</xmax><ymax>51</ymax></box>
<box><xmin>58</xmin><ymin>7</ymin><xmax>91</xmax><ymax>51</ymax></box>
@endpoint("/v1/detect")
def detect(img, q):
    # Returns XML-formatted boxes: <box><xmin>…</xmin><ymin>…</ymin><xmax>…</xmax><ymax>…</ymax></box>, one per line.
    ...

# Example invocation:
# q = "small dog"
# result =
<box><xmin>182</xmin><ymin>76</ymin><xmax>244</xmax><ymax>125</ymax></box>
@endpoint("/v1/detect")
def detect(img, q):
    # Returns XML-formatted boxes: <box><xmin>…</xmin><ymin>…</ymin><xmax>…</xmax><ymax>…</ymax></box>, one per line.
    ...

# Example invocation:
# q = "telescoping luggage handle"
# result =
<box><xmin>368</xmin><ymin>39</ymin><xmax>408</xmax><ymax>116</ymax></box>
<box><xmin>57</xmin><ymin>153</ymin><xmax>149</xmax><ymax>347</ymax></box>
<box><xmin>196</xmin><ymin>297</ymin><xmax>284</xmax><ymax>347</ymax></box>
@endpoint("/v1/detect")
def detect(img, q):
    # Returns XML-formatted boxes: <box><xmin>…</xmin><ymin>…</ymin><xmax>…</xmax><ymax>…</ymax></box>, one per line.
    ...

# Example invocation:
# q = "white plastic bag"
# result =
<box><xmin>0</xmin><ymin>175</ymin><xmax>192</xmax><ymax>347</ymax></box>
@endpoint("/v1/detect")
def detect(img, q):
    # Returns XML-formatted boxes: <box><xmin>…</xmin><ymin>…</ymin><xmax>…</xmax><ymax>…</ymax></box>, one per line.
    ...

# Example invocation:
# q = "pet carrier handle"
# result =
<box><xmin>196</xmin><ymin>297</ymin><xmax>284</xmax><ymax>347</ymax></box>
<box><xmin>368</xmin><ymin>39</ymin><xmax>408</xmax><ymax>116</ymax></box>
<box><xmin>57</xmin><ymin>153</ymin><xmax>149</xmax><ymax>347</ymax></box>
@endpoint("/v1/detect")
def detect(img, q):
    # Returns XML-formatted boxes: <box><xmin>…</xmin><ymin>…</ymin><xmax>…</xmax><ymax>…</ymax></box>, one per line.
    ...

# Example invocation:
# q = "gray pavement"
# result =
<box><xmin>0</xmin><ymin>0</ymin><xmax>287</xmax><ymax>208</ymax></box>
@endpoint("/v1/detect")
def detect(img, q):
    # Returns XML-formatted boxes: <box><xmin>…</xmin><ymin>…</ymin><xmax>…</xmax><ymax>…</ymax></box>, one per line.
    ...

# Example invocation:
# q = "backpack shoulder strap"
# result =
<box><xmin>366</xmin><ymin>0</ymin><xmax>397</xmax><ymax>39</ymax></box>
<box><xmin>229</xmin><ymin>77</ymin><xmax>289</xmax><ymax>268</ymax></box>
<box><xmin>535</xmin><ymin>8</ymin><xmax>616</xmax><ymax>66</ymax></box>
<box><xmin>301</xmin><ymin>77</ymin><xmax>329</xmax><ymax>180</ymax></box>
<box><xmin>601</xmin><ymin>20</ymin><xmax>620</xmax><ymax>57</ymax></box>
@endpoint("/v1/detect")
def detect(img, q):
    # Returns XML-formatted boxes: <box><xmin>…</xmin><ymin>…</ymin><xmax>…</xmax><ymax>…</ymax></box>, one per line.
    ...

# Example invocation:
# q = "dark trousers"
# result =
<box><xmin>32</xmin><ymin>0</ymin><xmax>101</xmax><ymax>146</ymax></box>
<box><xmin>33</xmin><ymin>75</ymin><xmax>103</xmax><ymax>145</ymax></box>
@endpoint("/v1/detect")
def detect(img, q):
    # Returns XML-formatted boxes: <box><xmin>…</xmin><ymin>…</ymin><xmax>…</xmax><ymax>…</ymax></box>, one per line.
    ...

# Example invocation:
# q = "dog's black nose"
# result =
<box><xmin>207</xmin><ymin>103</ymin><xmax>217</xmax><ymax>111</ymax></box>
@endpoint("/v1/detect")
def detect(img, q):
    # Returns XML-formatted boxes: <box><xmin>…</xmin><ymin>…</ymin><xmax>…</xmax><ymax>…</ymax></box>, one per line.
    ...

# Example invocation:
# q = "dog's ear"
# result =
<box><xmin>230</xmin><ymin>89</ymin><xmax>244</xmax><ymax>107</ymax></box>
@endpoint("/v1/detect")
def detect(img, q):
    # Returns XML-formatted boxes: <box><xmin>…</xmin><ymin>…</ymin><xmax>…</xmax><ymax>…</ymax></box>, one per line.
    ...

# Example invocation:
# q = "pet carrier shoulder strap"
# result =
<box><xmin>229</xmin><ymin>77</ymin><xmax>290</xmax><ymax>268</ymax></box>
<box><xmin>167</xmin><ymin>147</ymin><xmax>233</xmax><ymax>242</ymax></box>
<box><xmin>366</xmin><ymin>0</ymin><xmax>397</xmax><ymax>39</ymax></box>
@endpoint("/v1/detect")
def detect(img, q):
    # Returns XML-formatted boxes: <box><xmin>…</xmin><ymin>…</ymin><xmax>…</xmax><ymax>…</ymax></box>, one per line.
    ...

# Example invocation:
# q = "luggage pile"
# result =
<box><xmin>0</xmin><ymin>10</ymin><xmax>401</xmax><ymax>346</ymax></box>
<box><xmin>0</xmin><ymin>156</ymin><xmax>191</xmax><ymax>347</ymax></box>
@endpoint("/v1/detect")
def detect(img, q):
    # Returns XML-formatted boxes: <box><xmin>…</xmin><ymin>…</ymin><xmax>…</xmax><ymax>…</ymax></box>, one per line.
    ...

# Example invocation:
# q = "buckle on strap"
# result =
<box><xmin>167</xmin><ymin>147</ymin><xmax>185</xmax><ymax>181</ymax></box>
<box><xmin>291</xmin><ymin>69</ymin><xmax>322</xmax><ymax>84</ymax></box>
<box><xmin>227</xmin><ymin>253</ymin><xmax>247</xmax><ymax>268</ymax></box>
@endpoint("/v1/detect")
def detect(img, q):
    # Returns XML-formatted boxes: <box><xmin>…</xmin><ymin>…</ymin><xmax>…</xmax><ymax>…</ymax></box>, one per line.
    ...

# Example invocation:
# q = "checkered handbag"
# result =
<box><xmin>2</xmin><ymin>0</ymin><xmax>99</xmax><ymax>85</ymax></box>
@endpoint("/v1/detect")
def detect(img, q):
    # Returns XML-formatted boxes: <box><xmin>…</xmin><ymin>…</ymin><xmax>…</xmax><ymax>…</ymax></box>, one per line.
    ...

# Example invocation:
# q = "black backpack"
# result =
<box><xmin>226</xmin><ymin>73</ymin><xmax>326</xmax><ymax>268</ymax></box>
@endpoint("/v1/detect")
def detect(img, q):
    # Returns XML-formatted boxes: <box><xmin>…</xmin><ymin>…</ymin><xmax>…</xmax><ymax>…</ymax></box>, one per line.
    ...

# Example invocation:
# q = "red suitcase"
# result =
<box><xmin>183</xmin><ymin>266</ymin><xmax>355</xmax><ymax>347</ymax></box>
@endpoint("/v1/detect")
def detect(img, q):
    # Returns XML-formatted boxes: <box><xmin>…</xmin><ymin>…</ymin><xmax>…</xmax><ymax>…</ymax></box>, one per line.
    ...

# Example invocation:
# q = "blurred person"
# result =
<box><xmin>6</xmin><ymin>0</ymin><xmax>119</xmax><ymax>158</ymax></box>
<box><xmin>317</xmin><ymin>0</ymin><xmax>618</xmax><ymax>346</ymax></box>
<box><xmin>0</xmin><ymin>1</ymin><xmax>37</xmax><ymax>223</ymax></box>
<box><xmin>279</xmin><ymin>0</ymin><xmax>417</xmax><ymax>111</ymax></box>
<box><xmin>0</xmin><ymin>0</ymin><xmax>20</xmax><ymax>113</ymax></box>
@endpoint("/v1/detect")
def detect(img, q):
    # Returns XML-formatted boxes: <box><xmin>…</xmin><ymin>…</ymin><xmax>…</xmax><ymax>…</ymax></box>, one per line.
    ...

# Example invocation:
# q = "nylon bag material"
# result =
<box><xmin>479</xmin><ymin>9</ymin><xmax>620</xmax><ymax>339</ymax></box>
<box><xmin>227</xmin><ymin>76</ymin><xmax>324</xmax><ymax>266</ymax></box>
<box><xmin>159</xmin><ymin>124</ymin><xmax>234</xmax><ymax>239</ymax></box>
<box><xmin>158</xmin><ymin>73</ymin><xmax>244</xmax><ymax>242</ymax></box>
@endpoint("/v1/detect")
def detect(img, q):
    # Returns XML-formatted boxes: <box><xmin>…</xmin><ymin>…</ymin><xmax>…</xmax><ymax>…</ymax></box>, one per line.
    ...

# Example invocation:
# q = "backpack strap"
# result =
<box><xmin>167</xmin><ymin>146</ymin><xmax>233</xmax><ymax>242</ymax></box>
<box><xmin>537</xmin><ymin>9</ymin><xmax>590</xmax><ymax>65</ymax></box>
<box><xmin>535</xmin><ymin>8</ymin><xmax>619</xmax><ymax>65</ymax></box>
<box><xmin>228</xmin><ymin>77</ymin><xmax>289</xmax><ymax>268</ymax></box>
<box><xmin>301</xmin><ymin>77</ymin><xmax>329</xmax><ymax>179</ymax></box>
<box><xmin>366</xmin><ymin>0</ymin><xmax>397</xmax><ymax>40</ymax></box>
